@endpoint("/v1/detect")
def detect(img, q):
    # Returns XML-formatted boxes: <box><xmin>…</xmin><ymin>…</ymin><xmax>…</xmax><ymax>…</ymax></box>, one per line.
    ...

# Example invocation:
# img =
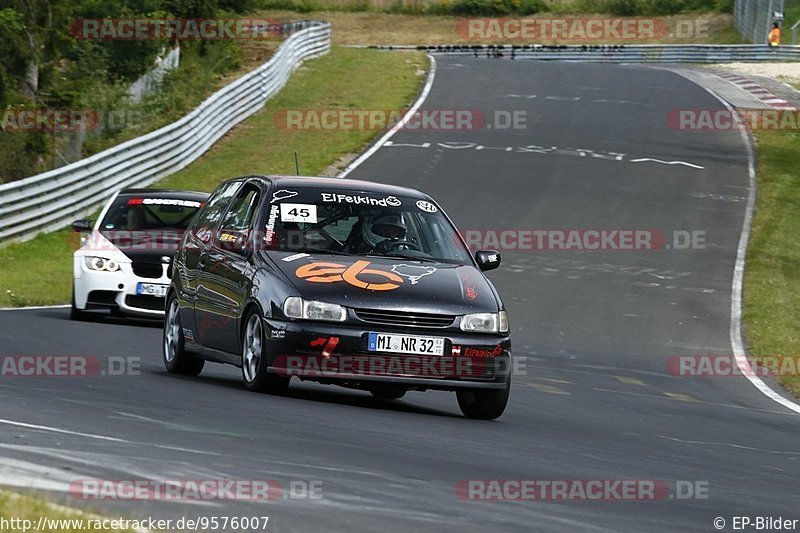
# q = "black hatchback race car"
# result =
<box><xmin>163</xmin><ymin>175</ymin><xmax>511</xmax><ymax>419</ymax></box>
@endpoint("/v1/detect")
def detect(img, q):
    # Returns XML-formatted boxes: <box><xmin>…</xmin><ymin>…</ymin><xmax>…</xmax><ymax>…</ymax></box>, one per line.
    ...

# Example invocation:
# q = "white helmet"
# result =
<box><xmin>362</xmin><ymin>214</ymin><xmax>406</xmax><ymax>248</ymax></box>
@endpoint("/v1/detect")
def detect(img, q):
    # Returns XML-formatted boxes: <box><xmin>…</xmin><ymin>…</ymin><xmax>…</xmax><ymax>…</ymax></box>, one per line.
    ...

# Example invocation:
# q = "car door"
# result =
<box><xmin>195</xmin><ymin>181</ymin><xmax>264</xmax><ymax>353</ymax></box>
<box><xmin>177</xmin><ymin>181</ymin><xmax>242</xmax><ymax>339</ymax></box>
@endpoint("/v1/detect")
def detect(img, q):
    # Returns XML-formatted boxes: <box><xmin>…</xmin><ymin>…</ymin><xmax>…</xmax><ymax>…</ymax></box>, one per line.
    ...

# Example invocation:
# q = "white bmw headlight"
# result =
<box><xmin>460</xmin><ymin>310</ymin><xmax>509</xmax><ymax>334</ymax></box>
<box><xmin>84</xmin><ymin>257</ymin><xmax>120</xmax><ymax>272</ymax></box>
<box><xmin>283</xmin><ymin>297</ymin><xmax>346</xmax><ymax>322</ymax></box>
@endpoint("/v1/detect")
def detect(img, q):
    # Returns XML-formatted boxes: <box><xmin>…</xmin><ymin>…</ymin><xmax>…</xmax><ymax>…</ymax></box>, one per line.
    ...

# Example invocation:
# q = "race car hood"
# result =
<box><xmin>268</xmin><ymin>251</ymin><xmax>500</xmax><ymax>315</ymax></box>
<box><xmin>102</xmin><ymin>229</ymin><xmax>184</xmax><ymax>265</ymax></box>
<box><xmin>77</xmin><ymin>230</ymin><xmax>183</xmax><ymax>263</ymax></box>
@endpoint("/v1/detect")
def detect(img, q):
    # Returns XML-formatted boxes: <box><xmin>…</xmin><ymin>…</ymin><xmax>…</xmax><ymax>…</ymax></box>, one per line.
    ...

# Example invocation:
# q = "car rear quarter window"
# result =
<box><xmin>191</xmin><ymin>181</ymin><xmax>242</xmax><ymax>242</ymax></box>
<box><xmin>220</xmin><ymin>185</ymin><xmax>261</xmax><ymax>233</ymax></box>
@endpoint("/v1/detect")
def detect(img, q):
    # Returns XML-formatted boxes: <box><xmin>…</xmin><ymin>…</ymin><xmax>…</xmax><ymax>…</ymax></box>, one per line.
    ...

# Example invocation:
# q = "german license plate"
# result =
<box><xmin>367</xmin><ymin>332</ymin><xmax>445</xmax><ymax>356</ymax></box>
<box><xmin>136</xmin><ymin>283</ymin><xmax>168</xmax><ymax>297</ymax></box>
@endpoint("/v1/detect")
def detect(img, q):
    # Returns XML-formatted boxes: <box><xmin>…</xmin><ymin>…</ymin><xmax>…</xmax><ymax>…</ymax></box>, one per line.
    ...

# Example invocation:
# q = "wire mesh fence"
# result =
<box><xmin>734</xmin><ymin>0</ymin><xmax>786</xmax><ymax>43</ymax></box>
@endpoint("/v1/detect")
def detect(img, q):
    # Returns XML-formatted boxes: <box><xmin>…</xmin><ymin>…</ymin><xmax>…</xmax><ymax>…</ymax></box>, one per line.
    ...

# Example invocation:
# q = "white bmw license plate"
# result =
<box><xmin>136</xmin><ymin>283</ymin><xmax>168</xmax><ymax>297</ymax></box>
<box><xmin>368</xmin><ymin>332</ymin><xmax>445</xmax><ymax>356</ymax></box>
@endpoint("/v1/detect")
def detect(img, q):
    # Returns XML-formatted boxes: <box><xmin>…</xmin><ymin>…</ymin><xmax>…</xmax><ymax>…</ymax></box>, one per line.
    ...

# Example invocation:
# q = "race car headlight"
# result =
<box><xmin>283</xmin><ymin>297</ymin><xmax>346</xmax><ymax>322</ymax></box>
<box><xmin>84</xmin><ymin>257</ymin><xmax>120</xmax><ymax>272</ymax></box>
<box><xmin>460</xmin><ymin>311</ymin><xmax>509</xmax><ymax>334</ymax></box>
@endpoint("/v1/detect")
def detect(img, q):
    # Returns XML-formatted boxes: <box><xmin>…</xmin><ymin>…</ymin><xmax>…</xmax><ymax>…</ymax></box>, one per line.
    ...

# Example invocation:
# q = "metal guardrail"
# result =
<box><xmin>0</xmin><ymin>21</ymin><xmax>331</xmax><ymax>245</ymax></box>
<box><xmin>364</xmin><ymin>43</ymin><xmax>800</xmax><ymax>62</ymax></box>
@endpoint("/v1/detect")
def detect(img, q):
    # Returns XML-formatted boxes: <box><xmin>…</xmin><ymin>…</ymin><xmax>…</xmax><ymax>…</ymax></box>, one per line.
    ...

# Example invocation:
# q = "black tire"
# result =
<box><xmin>163</xmin><ymin>295</ymin><xmax>204</xmax><ymax>376</ymax></box>
<box><xmin>241</xmin><ymin>307</ymin><xmax>290</xmax><ymax>394</ymax></box>
<box><xmin>456</xmin><ymin>375</ymin><xmax>511</xmax><ymax>420</ymax></box>
<box><xmin>369</xmin><ymin>387</ymin><xmax>407</xmax><ymax>400</ymax></box>
<box><xmin>70</xmin><ymin>288</ymin><xmax>91</xmax><ymax>321</ymax></box>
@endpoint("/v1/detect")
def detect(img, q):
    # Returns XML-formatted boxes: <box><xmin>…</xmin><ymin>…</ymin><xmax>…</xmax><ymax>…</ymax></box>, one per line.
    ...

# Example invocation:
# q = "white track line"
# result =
<box><xmin>0</xmin><ymin>417</ymin><xmax>126</xmax><ymax>442</ymax></box>
<box><xmin>0</xmin><ymin>417</ymin><xmax>223</xmax><ymax>455</ymax></box>
<box><xmin>0</xmin><ymin>304</ymin><xmax>69</xmax><ymax>311</ymax></box>
<box><xmin>339</xmin><ymin>55</ymin><xmax>437</xmax><ymax>178</ymax></box>
<box><xmin>705</xmin><ymin>88</ymin><xmax>800</xmax><ymax>415</ymax></box>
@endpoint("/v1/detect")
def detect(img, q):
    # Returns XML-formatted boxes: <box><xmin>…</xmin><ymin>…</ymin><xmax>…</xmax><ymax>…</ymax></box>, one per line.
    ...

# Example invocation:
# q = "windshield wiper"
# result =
<box><xmin>290</xmin><ymin>248</ymin><xmax>358</xmax><ymax>256</ymax></box>
<box><xmin>367</xmin><ymin>253</ymin><xmax>439</xmax><ymax>263</ymax></box>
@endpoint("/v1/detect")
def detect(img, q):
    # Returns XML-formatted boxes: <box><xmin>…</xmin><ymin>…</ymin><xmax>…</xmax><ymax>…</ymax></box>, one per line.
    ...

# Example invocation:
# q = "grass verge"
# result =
<box><xmin>0</xmin><ymin>47</ymin><xmax>427</xmax><ymax>308</ymax></box>
<box><xmin>262</xmin><ymin>10</ymin><xmax>736</xmax><ymax>45</ymax></box>
<box><xmin>160</xmin><ymin>47</ymin><xmax>426</xmax><ymax>190</ymax></box>
<box><xmin>0</xmin><ymin>491</ymin><xmax>132</xmax><ymax>533</ymax></box>
<box><xmin>257</xmin><ymin>0</ymin><xmax>733</xmax><ymax>17</ymax></box>
<box><xmin>743</xmin><ymin>130</ymin><xmax>800</xmax><ymax>396</ymax></box>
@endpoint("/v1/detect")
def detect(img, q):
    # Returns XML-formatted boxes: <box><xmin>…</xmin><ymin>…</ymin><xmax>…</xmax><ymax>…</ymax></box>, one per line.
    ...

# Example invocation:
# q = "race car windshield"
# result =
<box><xmin>264</xmin><ymin>189</ymin><xmax>472</xmax><ymax>265</ymax></box>
<box><xmin>100</xmin><ymin>197</ymin><xmax>203</xmax><ymax>233</ymax></box>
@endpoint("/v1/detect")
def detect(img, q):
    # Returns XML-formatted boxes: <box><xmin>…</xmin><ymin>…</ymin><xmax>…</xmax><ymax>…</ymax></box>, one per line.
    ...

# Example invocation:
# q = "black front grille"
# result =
<box><xmin>132</xmin><ymin>262</ymin><xmax>164</xmax><ymax>279</ymax></box>
<box><xmin>125</xmin><ymin>295</ymin><xmax>165</xmax><ymax>311</ymax></box>
<box><xmin>354</xmin><ymin>309</ymin><xmax>456</xmax><ymax>328</ymax></box>
<box><xmin>87</xmin><ymin>290</ymin><xmax>118</xmax><ymax>306</ymax></box>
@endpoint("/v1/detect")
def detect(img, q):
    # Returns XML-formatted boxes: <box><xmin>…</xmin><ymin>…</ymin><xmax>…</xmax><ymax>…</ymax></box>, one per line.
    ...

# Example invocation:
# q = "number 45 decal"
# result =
<box><xmin>280</xmin><ymin>203</ymin><xmax>317</xmax><ymax>223</ymax></box>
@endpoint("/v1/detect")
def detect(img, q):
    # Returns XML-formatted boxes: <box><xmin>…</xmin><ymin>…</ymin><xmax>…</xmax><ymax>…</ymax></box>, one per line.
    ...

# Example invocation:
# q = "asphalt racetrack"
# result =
<box><xmin>1</xmin><ymin>57</ymin><xmax>798</xmax><ymax>532</ymax></box>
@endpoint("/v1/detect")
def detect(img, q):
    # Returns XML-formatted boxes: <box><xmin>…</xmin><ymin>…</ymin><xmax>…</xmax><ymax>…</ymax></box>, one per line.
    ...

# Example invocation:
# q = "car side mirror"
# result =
<box><xmin>218</xmin><ymin>230</ymin><xmax>250</xmax><ymax>255</ymax></box>
<box><xmin>71</xmin><ymin>219</ymin><xmax>93</xmax><ymax>232</ymax></box>
<box><xmin>475</xmin><ymin>250</ymin><xmax>501</xmax><ymax>271</ymax></box>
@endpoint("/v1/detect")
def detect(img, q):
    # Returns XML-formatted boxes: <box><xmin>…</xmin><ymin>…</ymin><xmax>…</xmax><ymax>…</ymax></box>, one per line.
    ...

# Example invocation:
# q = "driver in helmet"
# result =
<box><xmin>356</xmin><ymin>214</ymin><xmax>407</xmax><ymax>254</ymax></box>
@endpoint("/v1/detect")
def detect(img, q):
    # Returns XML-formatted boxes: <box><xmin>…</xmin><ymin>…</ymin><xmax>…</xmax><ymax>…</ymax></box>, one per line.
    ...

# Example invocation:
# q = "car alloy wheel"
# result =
<box><xmin>243</xmin><ymin>314</ymin><xmax>262</xmax><ymax>383</ymax></box>
<box><xmin>162</xmin><ymin>294</ymin><xmax>204</xmax><ymax>376</ymax></box>
<box><xmin>240</xmin><ymin>308</ymin><xmax>290</xmax><ymax>394</ymax></box>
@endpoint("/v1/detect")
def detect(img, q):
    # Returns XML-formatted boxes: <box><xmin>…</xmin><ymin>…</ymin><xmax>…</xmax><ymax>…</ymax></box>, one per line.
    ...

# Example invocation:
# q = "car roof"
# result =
<box><xmin>245</xmin><ymin>175</ymin><xmax>431</xmax><ymax>200</ymax></box>
<box><xmin>118</xmin><ymin>189</ymin><xmax>209</xmax><ymax>201</ymax></box>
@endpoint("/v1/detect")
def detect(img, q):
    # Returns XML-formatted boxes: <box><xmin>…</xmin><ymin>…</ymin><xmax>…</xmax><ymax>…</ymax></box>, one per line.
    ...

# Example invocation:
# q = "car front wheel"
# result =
<box><xmin>163</xmin><ymin>295</ymin><xmax>204</xmax><ymax>376</ymax></box>
<box><xmin>456</xmin><ymin>375</ymin><xmax>511</xmax><ymax>420</ymax></box>
<box><xmin>241</xmin><ymin>308</ymin><xmax>290</xmax><ymax>394</ymax></box>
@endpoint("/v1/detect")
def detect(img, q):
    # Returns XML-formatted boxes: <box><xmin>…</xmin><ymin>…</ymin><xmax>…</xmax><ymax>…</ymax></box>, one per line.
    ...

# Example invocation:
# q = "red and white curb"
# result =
<box><xmin>717</xmin><ymin>72</ymin><xmax>797</xmax><ymax>110</ymax></box>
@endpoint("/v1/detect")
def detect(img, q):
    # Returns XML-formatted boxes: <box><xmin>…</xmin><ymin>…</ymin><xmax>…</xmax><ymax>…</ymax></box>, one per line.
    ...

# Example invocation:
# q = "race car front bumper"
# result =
<box><xmin>262</xmin><ymin>318</ymin><xmax>512</xmax><ymax>391</ymax></box>
<box><xmin>73</xmin><ymin>259</ymin><xmax>170</xmax><ymax>317</ymax></box>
